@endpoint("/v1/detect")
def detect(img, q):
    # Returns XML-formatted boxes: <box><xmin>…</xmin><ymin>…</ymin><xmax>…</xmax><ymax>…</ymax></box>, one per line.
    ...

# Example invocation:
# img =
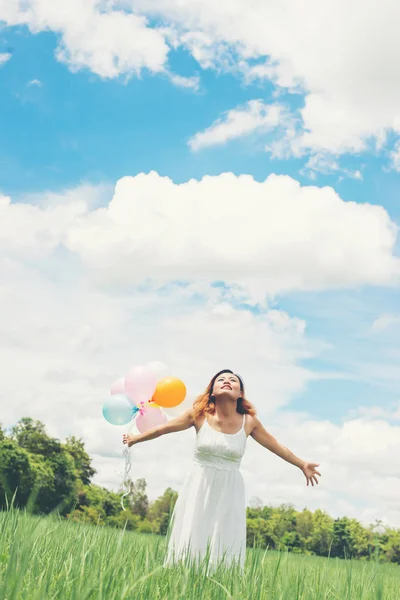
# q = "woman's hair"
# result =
<box><xmin>193</xmin><ymin>369</ymin><xmax>257</xmax><ymax>419</ymax></box>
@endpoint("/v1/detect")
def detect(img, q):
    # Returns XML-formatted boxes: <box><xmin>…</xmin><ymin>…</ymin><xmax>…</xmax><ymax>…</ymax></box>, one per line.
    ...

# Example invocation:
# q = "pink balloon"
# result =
<box><xmin>136</xmin><ymin>404</ymin><xmax>167</xmax><ymax>433</ymax></box>
<box><xmin>110</xmin><ymin>377</ymin><xmax>125</xmax><ymax>395</ymax></box>
<box><xmin>124</xmin><ymin>365</ymin><xmax>158</xmax><ymax>405</ymax></box>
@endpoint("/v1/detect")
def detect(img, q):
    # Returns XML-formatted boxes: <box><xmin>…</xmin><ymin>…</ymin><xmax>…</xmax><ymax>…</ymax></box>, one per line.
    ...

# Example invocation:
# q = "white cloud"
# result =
<box><xmin>129</xmin><ymin>0</ymin><xmax>400</xmax><ymax>159</ymax></box>
<box><xmin>2</xmin><ymin>173</ymin><xmax>399</xmax><ymax>301</ymax></box>
<box><xmin>1</xmin><ymin>0</ymin><xmax>169</xmax><ymax>78</ymax></box>
<box><xmin>0</xmin><ymin>52</ymin><xmax>11</xmax><ymax>66</ymax></box>
<box><xmin>1</xmin><ymin>178</ymin><xmax>400</xmax><ymax>527</ymax></box>
<box><xmin>188</xmin><ymin>100</ymin><xmax>290</xmax><ymax>151</ymax></box>
<box><xmin>167</xmin><ymin>72</ymin><xmax>200</xmax><ymax>91</ymax></box>
<box><xmin>65</xmin><ymin>172</ymin><xmax>400</xmax><ymax>298</ymax></box>
<box><xmin>300</xmin><ymin>153</ymin><xmax>364</xmax><ymax>181</ymax></box>
<box><xmin>0</xmin><ymin>182</ymin><xmax>110</xmax><ymax>262</ymax></box>
<box><xmin>389</xmin><ymin>140</ymin><xmax>400</xmax><ymax>172</ymax></box>
<box><xmin>304</xmin><ymin>154</ymin><xmax>340</xmax><ymax>176</ymax></box>
<box><xmin>372</xmin><ymin>313</ymin><xmax>400</xmax><ymax>332</ymax></box>
<box><xmin>347</xmin><ymin>402</ymin><xmax>400</xmax><ymax>421</ymax></box>
<box><xmin>21</xmin><ymin>181</ymin><xmax>112</xmax><ymax>210</ymax></box>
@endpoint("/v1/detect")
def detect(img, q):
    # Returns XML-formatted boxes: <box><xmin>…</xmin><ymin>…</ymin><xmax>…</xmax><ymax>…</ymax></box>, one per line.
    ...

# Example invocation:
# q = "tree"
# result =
<box><xmin>248</xmin><ymin>496</ymin><xmax>264</xmax><ymax>510</ymax></box>
<box><xmin>270</xmin><ymin>504</ymin><xmax>297</xmax><ymax>543</ymax></box>
<box><xmin>331</xmin><ymin>517</ymin><xmax>354</xmax><ymax>559</ymax></box>
<box><xmin>107</xmin><ymin>509</ymin><xmax>141</xmax><ymax>531</ymax></box>
<box><xmin>259</xmin><ymin>506</ymin><xmax>274</xmax><ymax>521</ymax></box>
<box><xmin>82</xmin><ymin>485</ymin><xmax>122</xmax><ymax>518</ymax></box>
<box><xmin>35</xmin><ymin>448</ymin><xmax>77</xmax><ymax>514</ymax></box>
<box><xmin>296</xmin><ymin>508</ymin><xmax>314</xmax><ymax>553</ymax></box>
<box><xmin>29</xmin><ymin>454</ymin><xmax>56</xmax><ymax>509</ymax></box>
<box><xmin>348</xmin><ymin>518</ymin><xmax>373</xmax><ymax>559</ymax></box>
<box><xmin>8</xmin><ymin>418</ymin><xmax>78</xmax><ymax>514</ymax></box>
<box><xmin>383</xmin><ymin>529</ymin><xmax>400</xmax><ymax>565</ymax></box>
<box><xmin>309</xmin><ymin>509</ymin><xmax>334</xmax><ymax>557</ymax></box>
<box><xmin>147</xmin><ymin>487</ymin><xmax>178</xmax><ymax>535</ymax></box>
<box><xmin>296</xmin><ymin>509</ymin><xmax>313</xmax><ymax>539</ymax></box>
<box><xmin>128</xmin><ymin>478</ymin><xmax>149</xmax><ymax>519</ymax></box>
<box><xmin>11</xmin><ymin>418</ymin><xmax>54</xmax><ymax>455</ymax></box>
<box><xmin>281</xmin><ymin>530</ymin><xmax>302</xmax><ymax>552</ymax></box>
<box><xmin>247</xmin><ymin>516</ymin><xmax>278</xmax><ymax>549</ymax></box>
<box><xmin>0</xmin><ymin>439</ymin><xmax>35</xmax><ymax>508</ymax></box>
<box><xmin>68</xmin><ymin>505</ymin><xmax>105</xmax><ymax>526</ymax></box>
<box><xmin>246</xmin><ymin>504</ymin><xmax>273</xmax><ymax>521</ymax></box>
<box><xmin>63</xmin><ymin>436</ymin><xmax>96</xmax><ymax>486</ymax></box>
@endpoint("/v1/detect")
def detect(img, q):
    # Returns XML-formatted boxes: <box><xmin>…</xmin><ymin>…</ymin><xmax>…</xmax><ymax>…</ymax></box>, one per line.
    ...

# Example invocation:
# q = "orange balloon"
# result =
<box><xmin>152</xmin><ymin>377</ymin><xmax>186</xmax><ymax>408</ymax></box>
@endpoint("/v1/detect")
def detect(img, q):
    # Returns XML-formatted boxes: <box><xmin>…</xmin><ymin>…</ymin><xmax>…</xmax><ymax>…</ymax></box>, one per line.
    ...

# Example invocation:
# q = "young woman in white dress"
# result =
<box><xmin>123</xmin><ymin>369</ymin><xmax>321</xmax><ymax>571</ymax></box>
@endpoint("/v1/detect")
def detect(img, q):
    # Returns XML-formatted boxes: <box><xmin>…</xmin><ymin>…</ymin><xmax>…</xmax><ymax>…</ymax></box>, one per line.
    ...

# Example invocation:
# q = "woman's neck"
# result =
<box><xmin>213</xmin><ymin>398</ymin><xmax>238</xmax><ymax>418</ymax></box>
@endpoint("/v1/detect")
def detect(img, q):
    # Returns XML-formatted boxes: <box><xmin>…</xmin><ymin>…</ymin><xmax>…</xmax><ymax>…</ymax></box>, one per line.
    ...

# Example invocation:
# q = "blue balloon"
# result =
<box><xmin>102</xmin><ymin>394</ymin><xmax>138</xmax><ymax>426</ymax></box>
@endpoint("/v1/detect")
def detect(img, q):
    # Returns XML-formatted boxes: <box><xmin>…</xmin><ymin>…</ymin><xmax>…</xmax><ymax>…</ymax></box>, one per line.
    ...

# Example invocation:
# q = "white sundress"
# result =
<box><xmin>164</xmin><ymin>413</ymin><xmax>247</xmax><ymax>572</ymax></box>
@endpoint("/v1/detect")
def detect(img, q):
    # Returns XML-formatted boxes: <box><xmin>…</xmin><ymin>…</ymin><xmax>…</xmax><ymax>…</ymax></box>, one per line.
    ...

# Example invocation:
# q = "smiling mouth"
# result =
<box><xmin>222</xmin><ymin>385</ymin><xmax>232</xmax><ymax>389</ymax></box>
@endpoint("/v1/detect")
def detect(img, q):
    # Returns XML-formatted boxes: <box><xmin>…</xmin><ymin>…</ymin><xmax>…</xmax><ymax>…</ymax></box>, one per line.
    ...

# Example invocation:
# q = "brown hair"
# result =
<box><xmin>193</xmin><ymin>369</ymin><xmax>257</xmax><ymax>419</ymax></box>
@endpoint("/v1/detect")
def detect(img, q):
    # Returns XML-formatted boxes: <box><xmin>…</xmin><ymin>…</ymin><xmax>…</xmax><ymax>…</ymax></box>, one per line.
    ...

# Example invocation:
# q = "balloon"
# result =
<box><xmin>102</xmin><ymin>394</ymin><xmax>137</xmax><ymax>426</ymax></box>
<box><xmin>110</xmin><ymin>376</ymin><xmax>125</xmax><ymax>395</ymax></box>
<box><xmin>136</xmin><ymin>404</ymin><xmax>167</xmax><ymax>433</ymax></box>
<box><xmin>124</xmin><ymin>365</ymin><xmax>158</xmax><ymax>405</ymax></box>
<box><xmin>144</xmin><ymin>399</ymin><xmax>160</xmax><ymax>408</ymax></box>
<box><xmin>145</xmin><ymin>361</ymin><xmax>170</xmax><ymax>382</ymax></box>
<box><xmin>152</xmin><ymin>377</ymin><xmax>186</xmax><ymax>408</ymax></box>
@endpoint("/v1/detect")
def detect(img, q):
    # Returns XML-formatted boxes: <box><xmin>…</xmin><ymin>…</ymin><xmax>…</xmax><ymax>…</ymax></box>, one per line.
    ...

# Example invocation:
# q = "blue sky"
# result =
<box><xmin>1</xmin><ymin>3</ymin><xmax>400</xmax><ymax>526</ymax></box>
<box><xmin>2</xmin><ymin>24</ymin><xmax>400</xmax><ymax>223</ymax></box>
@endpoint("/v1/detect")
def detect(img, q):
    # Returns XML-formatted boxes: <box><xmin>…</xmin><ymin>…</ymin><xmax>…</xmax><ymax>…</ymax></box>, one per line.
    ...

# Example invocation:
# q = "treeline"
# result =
<box><xmin>246</xmin><ymin>505</ymin><xmax>400</xmax><ymax>563</ymax></box>
<box><xmin>1</xmin><ymin>418</ymin><xmax>399</xmax><ymax>565</ymax></box>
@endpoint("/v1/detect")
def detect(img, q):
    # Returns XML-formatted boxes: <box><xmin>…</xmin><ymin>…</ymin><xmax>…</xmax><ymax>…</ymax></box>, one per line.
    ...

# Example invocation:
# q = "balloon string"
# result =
<box><xmin>120</xmin><ymin>445</ymin><xmax>132</xmax><ymax>511</ymax></box>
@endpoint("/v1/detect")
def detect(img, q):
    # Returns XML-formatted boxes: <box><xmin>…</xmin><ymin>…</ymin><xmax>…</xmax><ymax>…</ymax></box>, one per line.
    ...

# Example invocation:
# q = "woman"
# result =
<box><xmin>122</xmin><ymin>369</ymin><xmax>321</xmax><ymax>571</ymax></box>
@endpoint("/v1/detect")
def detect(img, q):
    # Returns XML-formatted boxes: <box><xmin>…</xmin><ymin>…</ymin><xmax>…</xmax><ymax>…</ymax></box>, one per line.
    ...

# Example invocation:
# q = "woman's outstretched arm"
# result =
<box><xmin>249</xmin><ymin>416</ymin><xmax>321</xmax><ymax>486</ymax></box>
<box><xmin>122</xmin><ymin>408</ymin><xmax>195</xmax><ymax>447</ymax></box>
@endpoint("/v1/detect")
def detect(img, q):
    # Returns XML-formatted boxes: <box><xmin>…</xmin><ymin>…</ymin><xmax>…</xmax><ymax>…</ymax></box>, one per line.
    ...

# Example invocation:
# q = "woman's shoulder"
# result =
<box><xmin>244</xmin><ymin>412</ymin><xmax>258</xmax><ymax>435</ymax></box>
<box><xmin>193</xmin><ymin>409</ymin><xmax>206</xmax><ymax>425</ymax></box>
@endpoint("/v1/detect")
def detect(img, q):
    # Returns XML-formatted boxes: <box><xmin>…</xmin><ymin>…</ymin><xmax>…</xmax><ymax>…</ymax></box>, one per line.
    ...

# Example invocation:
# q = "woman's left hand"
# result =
<box><xmin>301</xmin><ymin>462</ymin><xmax>321</xmax><ymax>486</ymax></box>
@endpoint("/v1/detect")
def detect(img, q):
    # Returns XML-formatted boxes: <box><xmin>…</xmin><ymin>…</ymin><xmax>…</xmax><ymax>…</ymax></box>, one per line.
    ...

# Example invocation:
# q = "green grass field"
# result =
<box><xmin>0</xmin><ymin>509</ymin><xmax>399</xmax><ymax>600</ymax></box>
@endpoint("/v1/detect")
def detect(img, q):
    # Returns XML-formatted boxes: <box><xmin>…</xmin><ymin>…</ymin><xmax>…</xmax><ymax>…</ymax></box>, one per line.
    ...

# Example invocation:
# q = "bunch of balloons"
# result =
<box><xmin>102</xmin><ymin>361</ymin><xmax>186</xmax><ymax>434</ymax></box>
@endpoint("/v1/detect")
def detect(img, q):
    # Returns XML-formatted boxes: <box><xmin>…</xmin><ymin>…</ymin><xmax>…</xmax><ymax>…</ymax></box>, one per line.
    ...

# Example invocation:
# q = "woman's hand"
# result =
<box><xmin>122</xmin><ymin>433</ymin><xmax>139</xmax><ymax>447</ymax></box>
<box><xmin>301</xmin><ymin>462</ymin><xmax>321</xmax><ymax>486</ymax></box>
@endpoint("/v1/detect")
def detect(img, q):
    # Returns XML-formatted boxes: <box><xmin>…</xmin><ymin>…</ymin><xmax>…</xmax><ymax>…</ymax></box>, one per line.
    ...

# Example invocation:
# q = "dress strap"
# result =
<box><xmin>242</xmin><ymin>413</ymin><xmax>246</xmax><ymax>430</ymax></box>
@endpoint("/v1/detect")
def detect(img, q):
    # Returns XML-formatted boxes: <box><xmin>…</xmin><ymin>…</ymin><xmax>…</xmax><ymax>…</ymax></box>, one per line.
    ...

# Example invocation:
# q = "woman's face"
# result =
<box><xmin>213</xmin><ymin>372</ymin><xmax>242</xmax><ymax>399</ymax></box>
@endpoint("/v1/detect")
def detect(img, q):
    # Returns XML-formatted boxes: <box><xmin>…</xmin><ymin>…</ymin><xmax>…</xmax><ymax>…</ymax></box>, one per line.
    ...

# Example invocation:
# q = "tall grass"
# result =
<box><xmin>0</xmin><ymin>508</ymin><xmax>398</xmax><ymax>599</ymax></box>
